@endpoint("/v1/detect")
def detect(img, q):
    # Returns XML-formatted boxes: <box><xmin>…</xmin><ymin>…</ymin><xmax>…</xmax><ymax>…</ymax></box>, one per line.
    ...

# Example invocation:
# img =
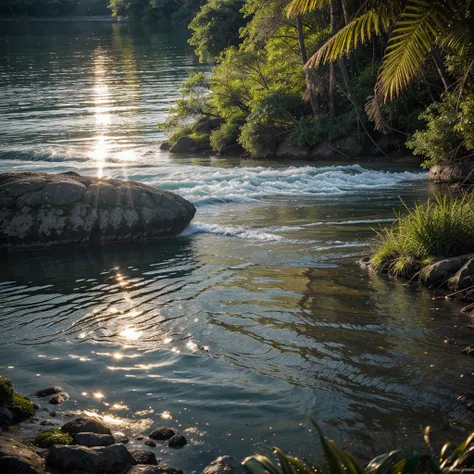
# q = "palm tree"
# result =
<box><xmin>288</xmin><ymin>0</ymin><xmax>473</xmax><ymax>129</ymax></box>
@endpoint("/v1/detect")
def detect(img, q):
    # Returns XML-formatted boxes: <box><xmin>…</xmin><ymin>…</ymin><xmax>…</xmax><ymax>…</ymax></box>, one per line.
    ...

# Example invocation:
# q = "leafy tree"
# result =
<box><xmin>189</xmin><ymin>0</ymin><xmax>246</xmax><ymax>63</ymax></box>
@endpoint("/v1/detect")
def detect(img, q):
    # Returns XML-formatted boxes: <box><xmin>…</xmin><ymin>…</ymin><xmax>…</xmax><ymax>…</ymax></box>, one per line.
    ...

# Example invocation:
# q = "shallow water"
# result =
<box><xmin>1</xmin><ymin>20</ymin><xmax>474</xmax><ymax>472</ymax></box>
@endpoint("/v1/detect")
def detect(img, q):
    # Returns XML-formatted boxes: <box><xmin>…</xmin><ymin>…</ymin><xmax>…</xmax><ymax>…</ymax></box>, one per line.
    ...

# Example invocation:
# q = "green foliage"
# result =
<box><xmin>210</xmin><ymin>122</ymin><xmax>241</xmax><ymax>152</ymax></box>
<box><xmin>370</xmin><ymin>194</ymin><xmax>474</xmax><ymax>278</ymax></box>
<box><xmin>238</xmin><ymin>92</ymin><xmax>310</xmax><ymax>157</ymax></box>
<box><xmin>108</xmin><ymin>0</ymin><xmax>203</xmax><ymax>21</ymax></box>
<box><xmin>407</xmin><ymin>91</ymin><xmax>474</xmax><ymax>168</ymax></box>
<box><xmin>244</xmin><ymin>420</ymin><xmax>474</xmax><ymax>474</ymax></box>
<box><xmin>35</xmin><ymin>428</ymin><xmax>74</xmax><ymax>448</ymax></box>
<box><xmin>289</xmin><ymin>113</ymin><xmax>356</xmax><ymax>148</ymax></box>
<box><xmin>11</xmin><ymin>393</ymin><xmax>35</xmax><ymax>417</ymax></box>
<box><xmin>189</xmin><ymin>0</ymin><xmax>246</xmax><ymax>63</ymax></box>
<box><xmin>0</xmin><ymin>376</ymin><xmax>14</xmax><ymax>405</ymax></box>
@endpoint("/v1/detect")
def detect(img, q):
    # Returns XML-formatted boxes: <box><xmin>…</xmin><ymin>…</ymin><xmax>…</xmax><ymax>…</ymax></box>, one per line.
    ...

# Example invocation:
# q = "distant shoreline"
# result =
<box><xmin>0</xmin><ymin>15</ymin><xmax>121</xmax><ymax>22</ymax></box>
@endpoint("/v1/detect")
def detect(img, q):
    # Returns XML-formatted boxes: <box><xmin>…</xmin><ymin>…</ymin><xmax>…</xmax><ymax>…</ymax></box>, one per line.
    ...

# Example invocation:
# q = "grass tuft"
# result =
<box><xmin>370</xmin><ymin>194</ymin><xmax>474</xmax><ymax>278</ymax></box>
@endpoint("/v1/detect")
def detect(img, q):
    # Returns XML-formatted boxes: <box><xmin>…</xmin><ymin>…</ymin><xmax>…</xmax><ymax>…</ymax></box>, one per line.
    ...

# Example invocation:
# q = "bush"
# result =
<box><xmin>210</xmin><ymin>122</ymin><xmax>241</xmax><ymax>152</ymax></box>
<box><xmin>370</xmin><ymin>194</ymin><xmax>474</xmax><ymax>278</ymax></box>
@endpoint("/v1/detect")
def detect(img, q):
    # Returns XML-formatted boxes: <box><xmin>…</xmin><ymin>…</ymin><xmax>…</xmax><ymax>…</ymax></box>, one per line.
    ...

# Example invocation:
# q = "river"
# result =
<box><xmin>1</xmin><ymin>19</ymin><xmax>474</xmax><ymax>472</ymax></box>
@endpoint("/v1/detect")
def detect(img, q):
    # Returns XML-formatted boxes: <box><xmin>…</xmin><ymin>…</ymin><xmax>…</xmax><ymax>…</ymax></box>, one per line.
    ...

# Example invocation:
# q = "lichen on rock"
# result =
<box><xmin>0</xmin><ymin>172</ymin><xmax>196</xmax><ymax>249</ymax></box>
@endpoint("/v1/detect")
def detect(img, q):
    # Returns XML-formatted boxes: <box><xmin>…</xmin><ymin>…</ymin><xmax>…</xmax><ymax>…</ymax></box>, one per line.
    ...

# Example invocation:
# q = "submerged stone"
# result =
<box><xmin>0</xmin><ymin>172</ymin><xmax>196</xmax><ymax>249</ymax></box>
<box><xmin>35</xmin><ymin>386</ymin><xmax>63</xmax><ymax>398</ymax></box>
<box><xmin>167</xmin><ymin>434</ymin><xmax>187</xmax><ymax>449</ymax></box>
<box><xmin>148</xmin><ymin>427</ymin><xmax>175</xmax><ymax>441</ymax></box>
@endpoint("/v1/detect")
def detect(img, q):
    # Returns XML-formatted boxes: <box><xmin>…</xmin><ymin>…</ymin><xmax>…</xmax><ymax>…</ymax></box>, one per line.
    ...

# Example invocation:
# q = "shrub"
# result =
<box><xmin>210</xmin><ymin>122</ymin><xmax>241</xmax><ymax>152</ymax></box>
<box><xmin>370</xmin><ymin>194</ymin><xmax>474</xmax><ymax>278</ymax></box>
<box><xmin>35</xmin><ymin>428</ymin><xmax>74</xmax><ymax>448</ymax></box>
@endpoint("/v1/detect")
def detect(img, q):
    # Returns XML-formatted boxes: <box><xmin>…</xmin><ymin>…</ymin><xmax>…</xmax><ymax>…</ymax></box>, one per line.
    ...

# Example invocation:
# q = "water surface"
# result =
<box><xmin>1</xmin><ymin>20</ymin><xmax>474</xmax><ymax>472</ymax></box>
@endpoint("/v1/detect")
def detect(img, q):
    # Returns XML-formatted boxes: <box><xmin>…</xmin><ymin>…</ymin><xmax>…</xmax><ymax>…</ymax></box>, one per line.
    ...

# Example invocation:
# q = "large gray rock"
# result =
<box><xmin>448</xmin><ymin>258</ymin><xmax>474</xmax><ymax>291</ymax></box>
<box><xmin>201</xmin><ymin>456</ymin><xmax>247</xmax><ymax>474</ymax></box>
<box><xmin>47</xmin><ymin>444</ymin><xmax>135</xmax><ymax>473</ymax></box>
<box><xmin>0</xmin><ymin>436</ymin><xmax>46</xmax><ymax>473</ymax></box>
<box><xmin>61</xmin><ymin>416</ymin><xmax>112</xmax><ymax>435</ymax></box>
<box><xmin>420</xmin><ymin>255</ymin><xmax>473</xmax><ymax>287</ymax></box>
<box><xmin>74</xmin><ymin>432</ymin><xmax>116</xmax><ymax>447</ymax></box>
<box><xmin>0</xmin><ymin>172</ymin><xmax>195</xmax><ymax>249</ymax></box>
<box><xmin>276</xmin><ymin>137</ymin><xmax>310</xmax><ymax>159</ymax></box>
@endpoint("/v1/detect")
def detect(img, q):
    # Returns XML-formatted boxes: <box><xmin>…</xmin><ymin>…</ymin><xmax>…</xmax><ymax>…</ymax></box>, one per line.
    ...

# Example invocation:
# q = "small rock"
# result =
<box><xmin>462</xmin><ymin>345</ymin><xmax>474</xmax><ymax>356</ymax></box>
<box><xmin>201</xmin><ymin>455</ymin><xmax>247</xmax><ymax>474</ymax></box>
<box><xmin>74</xmin><ymin>432</ymin><xmax>116</xmax><ymax>447</ymax></box>
<box><xmin>40</xmin><ymin>420</ymin><xmax>58</xmax><ymax>426</ymax></box>
<box><xmin>144</xmin><ymin>439</ymin><xmax>157</xmax><ymax>447</ymax></box>
<box><xmin>159</xmin><ymin>142</ymin><xmax>170</xmax><ymax>151</ymax></box>
<box><xmin>49</xmin><ymin>393</ymin><xmax>69</xmax><ymax>405</ymax></box>
<box><xmin>35</xmin><ymin>386</ymin><xmax>63</xmax><ymax>398</ymax></box>
<box><xmin>148</xmin><ymin>427</ymin><xmax>175</xmax><ymax>441</ymax></box>
<box><xmin>129</xmin><ymin>449</ymin><xmax>158</xmax><ymax>465</ymax></box>
<box><xmin>0</xmin><ymin>436</ymin><xmax>46</xmax><ymax>473</ymax></box>
<box><xmin>167</xmin><ymin>434</ymin><xmax>186</xmax><ymax>449</ymax></box>
<box><xmin>50</xmin><ymin>411</ymin><xmax>56</xmax><ymax>417</ymax></box>
<box><xmin>0</xmin><ymin>407</ymin><xmax>14</xmax><ymax>426</ymax></box>
<box><xmin>114</xmin><ymin>433</ymin><xmax>130</xmax><ymax>444</ymax></box>
<box><xmin>47</xmin><ymin>444</ymin><xmax>135</xmax><ymax>473</ymax></box>
<box><xmin>127</xmin><ymin>462</ymin><xmax>184</xmax><ymax>474</ymax></box>
<box><xmin>136</xmin><ymin>436</ymin><xmax>144</xmax><ymax>440</ymax></box>
<box><xmin>33</xmin><ymin>402</ymin><xmax>41</xmax><ymax>410</ymax></box>
<box><xmin>61</xmin><ymin>416</ymin><xmax>112</xmax><ymax>435</ymax></box>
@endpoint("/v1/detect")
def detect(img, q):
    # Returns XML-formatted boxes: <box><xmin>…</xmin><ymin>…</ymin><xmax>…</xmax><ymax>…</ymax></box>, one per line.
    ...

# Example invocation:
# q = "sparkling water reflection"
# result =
<box><xmin>1</xmin><ymin>19</ymin><xmax>474</xmax><ymax>473</ymax></box>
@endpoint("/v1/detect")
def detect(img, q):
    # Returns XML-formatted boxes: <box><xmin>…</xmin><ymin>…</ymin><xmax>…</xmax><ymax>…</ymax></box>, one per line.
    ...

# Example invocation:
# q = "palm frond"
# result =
<box><xmin>365</xmin><ymin>90</ymin><xmax>390</xmax><ymax>132</ymax></box>
<box><xmin>377</xmin><ymin>0</ymin><xmax>456</xmax><ymax>101</ymax></box>
<box><xmin>305</xmin><ymin>8</ymin><xmax>396</xmax><ymax>69</ymax></box>
<box><xmin>287</xmin><ymin>0</ymin><xmax>330</xmax><ymax>18</ymax></box>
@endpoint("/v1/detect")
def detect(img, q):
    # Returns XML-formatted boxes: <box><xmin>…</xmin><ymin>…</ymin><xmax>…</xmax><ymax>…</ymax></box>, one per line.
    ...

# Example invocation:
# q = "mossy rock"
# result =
<box><xmin>35</xmin><ymin>428</ymin><xmax>74</xmax><ymax>448</ymax></box>
<box><xmin>0</xmin><ymin>376</ymin><xmax>14</xmax><ymax>405</ymax></box>
<box><xmin>11</xmin><ymin>392</ymin><xmax>35</xmax><ymax>419</ymax></box>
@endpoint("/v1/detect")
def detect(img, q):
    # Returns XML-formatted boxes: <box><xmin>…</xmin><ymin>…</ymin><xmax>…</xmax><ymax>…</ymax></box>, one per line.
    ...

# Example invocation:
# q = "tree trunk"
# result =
<box><xmin>296</xmin><ymin>14</ymin><xmax>320</xmax><ymax>116</ymax></box>
<box><xmin>431</xmin><ymin>47</ymin><xmax>450</xmax><ymax>91</ymax></box>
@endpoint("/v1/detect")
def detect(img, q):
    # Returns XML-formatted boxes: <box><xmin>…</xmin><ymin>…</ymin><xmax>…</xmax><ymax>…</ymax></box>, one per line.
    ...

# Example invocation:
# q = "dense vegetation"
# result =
<box><xmin>0</xmin><ymin>0</ymin><xmax>110</xmax><ymax>16</ymax></box>
<box><xmin>108</xmin><ymin>0</ymin><xmax>205</xmax><ymax>22</ymax></box>
<box><xmin>163</xmin><ymin>0</ymin><xmax>474</xmax><ymax>164</ymax></box>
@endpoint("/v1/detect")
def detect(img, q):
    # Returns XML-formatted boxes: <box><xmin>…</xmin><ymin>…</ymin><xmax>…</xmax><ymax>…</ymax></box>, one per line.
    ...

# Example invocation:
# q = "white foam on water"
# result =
<box><xmin>151</xmin><ymin>164</ymin><xmax>427</xmax><ymax>204</ymax></box>
<box><xmin>180</xmin><ymin>222</ymin><xmax>289</xmax><ymax>242</ymax></box>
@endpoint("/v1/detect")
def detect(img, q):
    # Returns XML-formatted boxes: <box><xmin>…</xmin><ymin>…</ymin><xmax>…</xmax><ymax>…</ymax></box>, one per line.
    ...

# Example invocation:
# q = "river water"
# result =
<box><xmin>1</xmin><ymin>20</ymin><xmax>474</xmax><ymax>472</ymax></box>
